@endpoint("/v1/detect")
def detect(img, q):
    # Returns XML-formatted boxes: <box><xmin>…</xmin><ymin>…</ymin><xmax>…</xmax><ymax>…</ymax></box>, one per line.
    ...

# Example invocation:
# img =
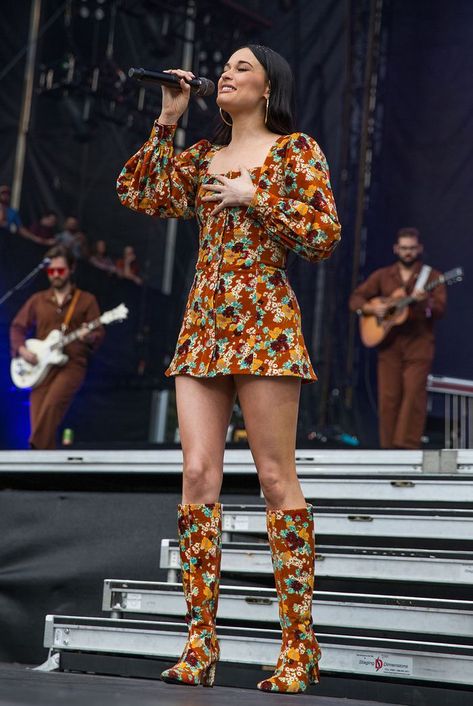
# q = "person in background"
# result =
<box><xmin>0</xmin><ymin>184</ymin><xmax>39</xmax><ymax>244</ymax></box>
<box><xmin>10</xmin><ymin>245</ymin><xmax>104</xmax><ymax>449</ymax></box>
<box><xmin>29</xmin><ymin>211</ymin><xmax>58</xmax><ymax>246</ymax></box>
<box><xmin>349</xmin><ymin>227</ymin><xmax>447</xmax><ymax>449</ymax></box>
<box><xmin>55</xmin><ymin>216</ymin><xmax>89</xmax><ymax>259</ymax></box>
<box><xmin>115</xmin><ymin>245</ymin><xmax>142</xmax><ymax>285</ymax></box>
<box><xmin>89</xmin><ymin>239</ymin><xmax>117</xmax><ymax>274</ymax></box>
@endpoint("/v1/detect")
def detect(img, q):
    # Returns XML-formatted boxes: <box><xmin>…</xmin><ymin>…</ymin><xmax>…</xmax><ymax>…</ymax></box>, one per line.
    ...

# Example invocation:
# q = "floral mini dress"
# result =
<box><xmin>117</xmin><ymin>122</ymin><xmax>341</xmax><ymax>381</ymax></box>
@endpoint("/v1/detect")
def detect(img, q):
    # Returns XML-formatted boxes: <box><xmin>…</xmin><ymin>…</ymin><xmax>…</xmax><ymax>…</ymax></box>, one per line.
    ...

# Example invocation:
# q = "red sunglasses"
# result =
<box><xmin>47</xmin><ymin>267</ymin><xmax>67</xmax><ymax>276</ymax></box>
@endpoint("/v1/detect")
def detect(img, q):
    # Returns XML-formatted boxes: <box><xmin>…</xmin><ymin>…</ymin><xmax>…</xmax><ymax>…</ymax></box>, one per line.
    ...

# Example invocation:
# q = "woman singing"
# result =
<box><xmin>117</xmin><ymin>44</ymin><xmax>341</xmax><ymax>693</ymax></box>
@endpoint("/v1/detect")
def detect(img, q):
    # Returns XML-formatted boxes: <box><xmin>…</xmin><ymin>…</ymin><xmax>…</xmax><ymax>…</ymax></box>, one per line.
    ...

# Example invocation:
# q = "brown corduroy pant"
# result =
<box><xmin>377</xmin><ymin>334</ymin><xmax>434</xmax><ymax>450</ymax></box>
<box><xmin>29</xmin><ymin>363</ymin><xmax>86</xmax><ymax>449</ymax></box>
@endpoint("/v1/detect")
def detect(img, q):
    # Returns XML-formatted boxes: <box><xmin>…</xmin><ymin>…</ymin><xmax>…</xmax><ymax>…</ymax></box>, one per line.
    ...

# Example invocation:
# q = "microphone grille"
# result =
<box><xmin>128</xmin><ymin>67</ymin><xmax>143</xmax><ymax>80</ymax></box>
<box><xmin>195</xmin><ymin>77</ymin><xmax>215</xmax><ymax>97</ymax></box>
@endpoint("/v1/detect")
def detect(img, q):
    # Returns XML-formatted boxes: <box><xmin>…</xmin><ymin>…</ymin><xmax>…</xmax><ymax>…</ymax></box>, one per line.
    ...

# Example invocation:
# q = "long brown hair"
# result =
<box><xmin>212</xmin><ymin>44</ymin><xmax>296</xmax><ymax>145</ymax></box>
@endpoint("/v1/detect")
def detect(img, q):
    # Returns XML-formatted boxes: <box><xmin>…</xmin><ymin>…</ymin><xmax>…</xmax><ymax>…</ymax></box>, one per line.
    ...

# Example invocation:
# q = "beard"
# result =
<box><xmin>396</xmin><ymin>255</ymin><xmax>419</xmax><ymax>268</ymax></box>
<box><xmin>50</xmin><ymin>277</ymin><xmax>71</xmax><ymax>290</ymax></box>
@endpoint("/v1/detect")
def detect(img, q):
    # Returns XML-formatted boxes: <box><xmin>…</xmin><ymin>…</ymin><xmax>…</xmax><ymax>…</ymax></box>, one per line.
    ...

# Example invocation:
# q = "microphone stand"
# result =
<box><xmin>0</xmin><ymin>260</ymin><xmax>47</xmax><ymax>307</ymax></box>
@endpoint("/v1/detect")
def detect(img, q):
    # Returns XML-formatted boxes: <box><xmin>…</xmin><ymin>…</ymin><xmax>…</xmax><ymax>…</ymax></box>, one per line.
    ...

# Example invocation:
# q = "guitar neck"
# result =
<box><xmin>47</xmin><ymin>304</ymin><xmax>127</xmax><ymax>352</ymax></box>
<box><xmin>394</xmin><ymin>275</ymin><xmax>443</xmax><ymax>310</ymax></box>
<box><xmin>57</xmin><ymin>318</ymin><xmax>102</xmax><ymax>348</ymax></box>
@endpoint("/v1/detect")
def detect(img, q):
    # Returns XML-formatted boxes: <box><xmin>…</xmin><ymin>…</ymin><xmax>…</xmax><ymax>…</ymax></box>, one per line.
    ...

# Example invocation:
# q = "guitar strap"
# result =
<box><xmin>61</xmin><ymin>289</ymin><xmax>81</xmax><ymax>333</ymax></box>
<box><xmin>414</xmin><ymin>265</ymin><xmax>431</xmax><ymax>292</ymax></box>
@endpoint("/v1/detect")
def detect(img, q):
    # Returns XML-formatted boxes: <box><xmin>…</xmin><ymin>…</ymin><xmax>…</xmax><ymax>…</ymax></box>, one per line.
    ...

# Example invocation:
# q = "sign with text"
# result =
<box><xmin>354</xmin><ymin>652</ymin><xmax>413</xmax><ymax>677</ymax></box>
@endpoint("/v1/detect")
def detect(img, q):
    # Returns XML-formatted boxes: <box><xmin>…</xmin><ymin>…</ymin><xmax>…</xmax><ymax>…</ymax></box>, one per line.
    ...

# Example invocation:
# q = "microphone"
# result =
<box><xmin>40</xmin><ymin>257</ymin><xmax>51</xmax><ymax>268</ymax></box>
<box><xmin>128</xmin><ymin>68</ymin><xmax>215</xmax><ymax>97</ymax></box>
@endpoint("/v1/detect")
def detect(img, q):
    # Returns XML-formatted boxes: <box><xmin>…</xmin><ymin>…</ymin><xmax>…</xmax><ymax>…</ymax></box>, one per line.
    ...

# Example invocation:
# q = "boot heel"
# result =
<box><xmin>202</xmin><ymin>661</ymin><xmax>216</xmax><ymax>687</ymax></box>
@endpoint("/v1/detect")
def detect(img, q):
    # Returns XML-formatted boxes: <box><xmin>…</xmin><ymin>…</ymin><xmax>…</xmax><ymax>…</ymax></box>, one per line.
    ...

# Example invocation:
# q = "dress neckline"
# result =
<box><xmin>204</xmin><ymin>133</ymin><xmax>289</xmax><ymax>177</ymax></box>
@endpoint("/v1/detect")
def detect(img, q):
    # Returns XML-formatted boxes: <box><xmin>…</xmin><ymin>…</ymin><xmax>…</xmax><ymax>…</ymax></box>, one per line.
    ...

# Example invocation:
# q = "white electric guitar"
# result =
<box><xmin>10</xmin><ymin>303</ymin><xmax>129</xmax><ymax>389</ymax></box>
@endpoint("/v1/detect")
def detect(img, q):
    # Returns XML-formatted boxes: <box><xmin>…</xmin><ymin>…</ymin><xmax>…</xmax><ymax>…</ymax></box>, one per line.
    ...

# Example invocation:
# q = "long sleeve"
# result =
<box><xmin>246</xmin><ymin>133</ymin><xmax>341</xmax><ymax>263</ymax></box>
<box><xmin>116</xmin><ymin>121</ymin><xmax>210</xmax><ymax>220</ymax></box>
<box><xmin>10</xmin><ymin>295</ymin><xmax>37</xmax><ymax>357</ymax></box>
<box><xmin>410</xmin><ymin>274</ymin><xmax>447</xmax><ymax>321</ymax></box>
<box><xmin>429</xmin><ymin>281</ymin><xmax>447</xmax><ymax>319</ymax></box>
<box><xmin>82</xmin><ymin>293</ymin><xmax>105</xmax><ymax>353</ymax></box>
<box><xmin>349</xmin><ymin>271</ymin><xmax>383</xmax><ymax>312</ymax></box>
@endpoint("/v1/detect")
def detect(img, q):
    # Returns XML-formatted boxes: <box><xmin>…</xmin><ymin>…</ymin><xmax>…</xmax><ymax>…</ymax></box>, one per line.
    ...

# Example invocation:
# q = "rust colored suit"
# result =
<box><xmin>10</xmin><ymin>287</ymin><xmax>104</xmax><ymax>449</ymax></box>
<box><xmin>349</xmin><ymin>262</ymin><xmax>447</xmax><ymax>449</ymax></box>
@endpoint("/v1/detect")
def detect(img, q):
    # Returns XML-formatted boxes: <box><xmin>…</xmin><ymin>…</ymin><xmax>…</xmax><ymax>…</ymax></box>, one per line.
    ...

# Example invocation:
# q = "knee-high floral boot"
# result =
<box><xmin>257</xmin><ymin>505</ymin><xmax>321</xmax><ymax>693</ymax></box>
<box><xmin>161</xmin><ymin>503</ymin><xmax>222</xmax><ymax>687</ymax></box>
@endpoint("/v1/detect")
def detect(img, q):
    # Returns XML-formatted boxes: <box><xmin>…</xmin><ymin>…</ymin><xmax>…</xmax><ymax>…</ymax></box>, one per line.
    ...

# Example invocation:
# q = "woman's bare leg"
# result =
<box><xmin>175</xmin><ymin>375</ymin><xmax>236</xmax><ymax>504</ymax></box>
<box><xmin>234</xmin><ymin>375</ymin><xmax>305</xmax><ymax>509</ymax></box>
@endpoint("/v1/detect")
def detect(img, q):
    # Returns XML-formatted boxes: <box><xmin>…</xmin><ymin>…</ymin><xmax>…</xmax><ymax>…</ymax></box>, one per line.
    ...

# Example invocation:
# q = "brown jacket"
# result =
<box><xmin>10</xmin><ymin>286</ymin><xmax>104</xmax><ymax>366</ymax></box>
<box><xmin>349</xmin><ymin>261</ymin><xmax>447</xmax><ymax>348</ymax></box>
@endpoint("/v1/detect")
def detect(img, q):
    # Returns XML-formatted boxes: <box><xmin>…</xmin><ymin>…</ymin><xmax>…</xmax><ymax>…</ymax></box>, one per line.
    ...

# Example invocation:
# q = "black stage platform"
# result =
<box><xmin>0</xmin><ymin>663</ymin><xmax>400</xmax><ymax>706</ymax></box>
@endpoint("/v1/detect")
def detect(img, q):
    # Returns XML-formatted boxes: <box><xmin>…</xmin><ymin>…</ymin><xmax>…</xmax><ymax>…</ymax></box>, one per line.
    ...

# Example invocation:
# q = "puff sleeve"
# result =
<box><xmin>246</xmin><ymin>133</ymin><xmax>341</xmax><ymax>262</ymax></box>
<box><xmin>116</xmin><ymin>121</ymin><xmax>210</xmax><ymax>220</ymax></box>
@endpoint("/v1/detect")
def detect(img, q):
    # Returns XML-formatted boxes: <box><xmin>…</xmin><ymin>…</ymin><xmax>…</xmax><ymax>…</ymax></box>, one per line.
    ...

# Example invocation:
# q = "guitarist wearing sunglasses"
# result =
<box><xmin>349</xmin><ymin>228</ymin><xmax>447</xmax><ymax>449</ymax></box>
<box><xmin>9</xmin><ymin>245</ymin><xmax>105</xmax><ymax>449</ymax></box>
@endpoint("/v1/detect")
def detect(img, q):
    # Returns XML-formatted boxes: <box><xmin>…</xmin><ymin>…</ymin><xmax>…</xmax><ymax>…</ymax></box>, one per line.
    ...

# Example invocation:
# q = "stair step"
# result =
<box><xmin>102</xmin><ymin>579</ymin><xmax>473</xmax><ymax>639</ymax></box>
<box><xmin>160</xmin><ymin>539</ymin><xmax>473</xmax><ymax>586</ymax></box>
<box><xmin>222</xmin><ymin>504</ymin><xmax>473</xmax><ymax>540</ymax></box>
<box><xmin>42</xmin><ymin>614</ymin><xmax>473</xmax><ymax>686</ymax></box>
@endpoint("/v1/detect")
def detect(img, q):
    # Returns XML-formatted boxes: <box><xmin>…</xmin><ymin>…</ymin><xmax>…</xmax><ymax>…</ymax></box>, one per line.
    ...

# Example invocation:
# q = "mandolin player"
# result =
<box><xmin>349</xmin><ymin>227</ymin><xmax>447</xmax><ymax>449</ymax></box>
<box><xmin>9</xmin><ymin>245</ymin><xmax>104</xmax><ymax>449</ymax></box>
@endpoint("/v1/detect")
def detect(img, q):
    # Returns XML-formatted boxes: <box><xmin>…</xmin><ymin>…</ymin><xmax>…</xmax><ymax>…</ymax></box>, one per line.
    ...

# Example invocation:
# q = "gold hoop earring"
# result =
<box><xmin>265</xmin><ymin>96</ymin><xmax>270</xmax><ymax>125</ymax></box>
<box><xmin>219</xmin><ymin>108</ymin><xmax>232</xmax><ymax>126</ymax></box>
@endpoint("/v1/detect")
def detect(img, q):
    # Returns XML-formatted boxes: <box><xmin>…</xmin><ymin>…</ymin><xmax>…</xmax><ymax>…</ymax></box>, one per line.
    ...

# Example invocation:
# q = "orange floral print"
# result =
<box><xmin>257</xmin><ymin>505</ymin><xmax>320</xmax><ymax>693</ymax></box>
<box><xmin>117</xmin><ymin>123</ymin><xmax>341</xmax><ymax>382</ymax></box>
<box><xmin>161</xmin><ymin>503</ymin><xmax>222</xmax><ymax>687</ymax></box>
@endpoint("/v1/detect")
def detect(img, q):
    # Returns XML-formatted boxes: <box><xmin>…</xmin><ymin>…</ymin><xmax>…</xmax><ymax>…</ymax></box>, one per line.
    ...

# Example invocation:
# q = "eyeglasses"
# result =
<box><xmin>47</xmin><ymin>267</ymin><xmax>67</xmax><ymax>276</ymax></box>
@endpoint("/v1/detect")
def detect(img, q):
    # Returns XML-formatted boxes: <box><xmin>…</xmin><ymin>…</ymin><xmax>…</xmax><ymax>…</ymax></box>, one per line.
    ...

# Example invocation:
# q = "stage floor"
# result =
<box><xmin>0</xmin><ymin>663</ymin><xmax>401</xmax><ymax>706</ymax></box>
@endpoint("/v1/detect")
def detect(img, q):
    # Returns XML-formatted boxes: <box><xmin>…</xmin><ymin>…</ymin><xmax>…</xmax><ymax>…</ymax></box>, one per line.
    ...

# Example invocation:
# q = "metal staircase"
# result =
<box><xmin>39</xmin><ymin>449</ymin><xmax>473</xmax><ymax>698</ymax></box>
